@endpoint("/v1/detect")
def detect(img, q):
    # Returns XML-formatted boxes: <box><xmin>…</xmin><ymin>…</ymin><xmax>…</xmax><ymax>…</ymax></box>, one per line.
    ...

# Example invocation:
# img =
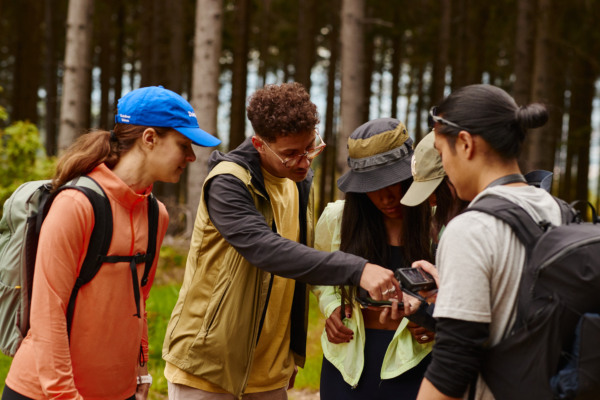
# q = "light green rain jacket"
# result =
<box><xmin>311</xmin><ymin>200</ymin><xmax>432</xmax><ymax>387</ymax></box>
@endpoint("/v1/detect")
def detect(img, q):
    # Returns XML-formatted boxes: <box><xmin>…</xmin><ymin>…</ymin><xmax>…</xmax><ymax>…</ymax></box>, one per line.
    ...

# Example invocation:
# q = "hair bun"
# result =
<box><xmin>515</xmin><ymin>103</ymin><xmax>549</xmax><ymax>131</ymax></box>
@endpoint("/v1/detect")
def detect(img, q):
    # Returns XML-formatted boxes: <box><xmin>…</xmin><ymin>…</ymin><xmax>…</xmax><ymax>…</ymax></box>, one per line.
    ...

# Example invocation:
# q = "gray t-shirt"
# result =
<box><xmin>433</xmin><ymin>185</ymin><xmax>562</xmax><ymax>400</ymax></box>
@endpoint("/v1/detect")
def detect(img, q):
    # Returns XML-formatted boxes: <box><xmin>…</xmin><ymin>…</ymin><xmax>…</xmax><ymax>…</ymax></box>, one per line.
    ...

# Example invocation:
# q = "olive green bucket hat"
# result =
<box><xmin>337</xmin><ymin>118</ymin><xmax>414</xmax><ymax>193</ymax></box>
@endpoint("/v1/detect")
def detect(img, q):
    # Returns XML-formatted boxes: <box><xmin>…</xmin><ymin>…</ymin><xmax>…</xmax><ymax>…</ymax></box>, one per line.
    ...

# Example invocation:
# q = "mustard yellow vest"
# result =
<box><xmin>163</xmin><ymin>161</ymin><xmax>313</xmax><ymax>398</ymax></box>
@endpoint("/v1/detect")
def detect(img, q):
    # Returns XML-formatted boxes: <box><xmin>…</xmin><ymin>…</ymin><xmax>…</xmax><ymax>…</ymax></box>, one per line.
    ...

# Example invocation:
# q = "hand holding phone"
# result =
<box><xmin>395</xmin><ymin>266</ymin><xmax>437</xmax><ymax>292</ymax></box>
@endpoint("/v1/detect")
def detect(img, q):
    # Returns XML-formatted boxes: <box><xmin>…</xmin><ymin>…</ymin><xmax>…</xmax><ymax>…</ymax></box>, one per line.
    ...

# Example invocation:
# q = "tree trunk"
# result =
<box><xmin>44</xmin><ymin>0</ymin><xmax>58</xmax><ymax>156</ymax></box>
<box><xmin>450</xmin><ymin>0</ymin><xmax>467</xmax><ymax>89</ymax></box>
<box><xmin>150</xmin><ymin>0</ymin><xmax>187</xmax><ymax>230</ymax></box>
<box><xmin>362</xmin><ymin>32</ymin><xmax>374</xmax><ymax>123</ymax></box>
<box><xmin>11</xmin><ymin>0</ymin><xmax>42</xmax><ymax>123</ymax></box>
<box><xmin>465</xmin><ymin>1</ymin><xmax>487</xmax><ymax>84</ymax></box>
<box><xmin>562</xmin><ymin>60</ymin><xmax>594</xmax><ymax>204</ymax></box>
<box><xmin>338</xmin><ymin>0</ymin><xmax>365</xmax><ymax>179</ymax></box>
<box><xmin>97</xmin><ymin>1</ymin><xmax>112</xmax><ymax>130</ymax></box>
<box><xmin>319</xmin><ymin>0</ymin><xmax>340</xmax><ymax>215</ymax></box>
<box><xmin>414</xmin><ymin>62</ymin><xmax>425</xmax><ymax>141</ymax></box>
<box><xmin>375</xmin><ymin>40</ymin><xmax>386</xmax><ymax>119</ymax></box>
<box><xmin>187</xmin><ymin>0</ymin><xmax>223</xmax><ymax>236</ymax></box>
<box><xmin>513</xmin><ymin>0</ymin><xmax>536</xmax><ymax>106</ymax></box>
<box><xmin>520</xmin><ymin>0</ymin><xmax>559</xmax><ymax>174</ymax></box>
<box><xmin>296</xmin><ymin>0</ymin><xmax>317</xmax><ymax>91</ymax></box>
<box><xmin>139</xmin><ymin>0</ymin><xmax>154</xmax><ymax>86</ymax></box>
<box><xmin>113</xmin><ymin>0</ymin><xmax>124</xmax><ymax>105</ymax></box>
<box><xmin>390</xmin><ymin>19</ymin><xmax>402</xmax><ymax>119</ymax></box>
<box><xmin>58</xmin><ymin>0</ymin><xmax>95</xmax><ymax>152</ymax></box>
<box><xmin>258</xmin><ymin>0</ymin><xmax>272</xmax><ymax>86</ymax></box>
<box><xmin>403</xmin><ymin>65</ymin><xmax>412</xmax><ymax>126</ymax></box>
<box><xmin>167</xmin><ymin>0</ymin><xmax>185</xmax><ymax>93</ymax></box>
<box><xmin>229</xmin><ymin>0</ymin><xmax>250</xmax><ymax>150</ymax></box>
<box><xmin>431</xmin><ymin>0</ymin><xmax>451</xmax><ymax>105</ymax></box>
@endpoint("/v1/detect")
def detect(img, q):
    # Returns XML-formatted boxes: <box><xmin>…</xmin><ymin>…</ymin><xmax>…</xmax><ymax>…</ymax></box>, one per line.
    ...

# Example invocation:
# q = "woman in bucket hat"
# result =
<box><xmin>312</xmin><ymin>118</ymin><xmax>435</xmax><ymax>399</ymax></box>
<box><xmin>3</xmin><ymin>86</ymin><xmax>220</xmax><ymax>400</ymax></box>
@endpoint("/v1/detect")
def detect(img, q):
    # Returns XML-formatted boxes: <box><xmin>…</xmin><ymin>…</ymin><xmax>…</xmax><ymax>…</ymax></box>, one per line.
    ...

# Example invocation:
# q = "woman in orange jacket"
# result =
<box><xmin>2</xmin><ymin>86</ymin><xmax>220</xmax><ymax>400</ymax></box>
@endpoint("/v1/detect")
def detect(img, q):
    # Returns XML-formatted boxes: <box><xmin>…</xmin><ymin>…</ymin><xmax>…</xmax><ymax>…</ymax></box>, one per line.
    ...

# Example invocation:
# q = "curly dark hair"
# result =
<box><xmin>246</xmin><ymin>82</ymin><xmax>320</xmax><ymax>141</ymax></box>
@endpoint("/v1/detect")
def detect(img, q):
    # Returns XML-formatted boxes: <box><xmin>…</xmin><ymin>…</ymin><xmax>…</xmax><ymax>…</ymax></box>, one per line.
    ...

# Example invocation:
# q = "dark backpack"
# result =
<box><xmin>467</xmin><ymin>195</ymin><xmax>600</xmax><ymax>400</ymax></box>
<box><xmin>0</xmin><ymin>176</ymin><xmax>159</xmax><ymax>357</ymax></box>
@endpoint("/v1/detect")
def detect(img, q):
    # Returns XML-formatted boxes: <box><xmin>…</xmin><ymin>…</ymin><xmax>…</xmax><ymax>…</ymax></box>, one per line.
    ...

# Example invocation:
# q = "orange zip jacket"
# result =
<box><xmin>6</xmin><ymin>164</ymin><xmax>169</xmax><ymax>400</ymax></box>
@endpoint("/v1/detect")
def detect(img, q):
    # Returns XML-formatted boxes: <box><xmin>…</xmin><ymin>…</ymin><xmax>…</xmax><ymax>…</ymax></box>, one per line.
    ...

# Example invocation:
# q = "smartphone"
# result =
<box><xmin>395</xmin><ymin>267</ymin><xmax>436</xmax><ymax>291</ymax></box>
<box><xmin>355</xmin><ymin>296</ymin><xmax>403</xmax><ymax>308</ymax></box>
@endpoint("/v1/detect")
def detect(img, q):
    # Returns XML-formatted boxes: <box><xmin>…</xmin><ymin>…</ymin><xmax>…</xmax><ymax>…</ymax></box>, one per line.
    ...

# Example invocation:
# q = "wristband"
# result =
<box><xmin>137</xmin><ymin>374</ymin><xmax>153</xmax><ymax>386</ymax></box>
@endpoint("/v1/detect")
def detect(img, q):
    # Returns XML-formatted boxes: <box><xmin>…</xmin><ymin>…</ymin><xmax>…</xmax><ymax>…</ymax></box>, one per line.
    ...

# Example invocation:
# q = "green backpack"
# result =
<box><xmin>0</xmin><ymin>176</ymin><xmax>159</xmax><ymax>357</ymax></box>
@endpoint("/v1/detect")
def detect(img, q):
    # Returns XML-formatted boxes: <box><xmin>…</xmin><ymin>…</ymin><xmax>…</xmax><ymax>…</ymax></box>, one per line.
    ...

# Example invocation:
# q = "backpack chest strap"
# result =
<box><xmin>102</xmin><ymin>253</ymin><xmax>150</xmax><ymax>318</ymax></box>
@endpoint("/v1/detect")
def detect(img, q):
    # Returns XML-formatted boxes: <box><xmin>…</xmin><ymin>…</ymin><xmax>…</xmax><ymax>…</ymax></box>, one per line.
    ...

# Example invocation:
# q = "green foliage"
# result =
<box><xmin>146</xmin><ymin>284</ymin><xmax>181</xmax><ymax>397</ymax></box>
<box><xmin>294</xmin><ymin>292</ymin><xmax>325</xmax><ymax>390</ymax></box>
<box><xmin>0</xmin><ymin>352</ymin><xmax>10</xmax><ymax>391</ymax></box>
<box><xmin>0</xmin><ymin>120</ymin><xmax>55</xmax><ymax>215</ymax></box>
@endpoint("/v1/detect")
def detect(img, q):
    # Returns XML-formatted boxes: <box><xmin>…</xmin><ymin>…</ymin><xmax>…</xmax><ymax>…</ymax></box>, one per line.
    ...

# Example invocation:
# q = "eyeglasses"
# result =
<box><xmin>428</xmin><ymin>107</ymin><xmax>468</xmax><ymax>132</ymax></box>
<box><xmin>260</xmin><ymin>133</ymin><xmax>326</xmax><ymax>168</ymax></box>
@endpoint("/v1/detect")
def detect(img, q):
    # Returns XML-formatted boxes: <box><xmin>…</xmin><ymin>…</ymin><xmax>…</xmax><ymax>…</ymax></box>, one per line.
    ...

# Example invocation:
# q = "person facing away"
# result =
<box><xmin>312</xmin><ymin>118</ymin><xmax>436</xmax><ymax>400</ymax></box>
<box><xmin>2</xmin><ymin>86</ymin><xmax>220</xmax><ymax>400</ymax></box>
<box><xmin>412</xmin><ymin>84</ymin><xmax>558</xmax><ymax>400</ymax></box>
<box><xmin>401</xmin><ymin>130</ymin><xmax>469</xmax><ymax>245</ymax></box>
<box><xmin>161</xmin><ymin>82</ymin><xmax>400</xmax><ymax>400</ymax></box>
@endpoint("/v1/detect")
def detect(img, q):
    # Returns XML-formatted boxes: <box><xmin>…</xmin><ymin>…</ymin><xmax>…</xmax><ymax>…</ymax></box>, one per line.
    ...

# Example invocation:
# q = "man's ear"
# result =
<box><xmin>251</xmin><ymin>135</ymin><xmax>263</xmax><ymax>152</ymax></box>
<box><xmin>456</xmin><ymin>130</ymin><xmax>475</xmax><ymax>160</ymax></box>
<box><xmin>141</xmin><ymin>128</ymin><xmax>158</xmax><ymax>149</ymax></box>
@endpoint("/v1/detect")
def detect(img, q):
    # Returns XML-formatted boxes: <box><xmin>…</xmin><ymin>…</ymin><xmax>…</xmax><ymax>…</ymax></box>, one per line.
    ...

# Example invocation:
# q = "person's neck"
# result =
<box><xmin>477</xmin><ymin>160</ymin><xmax>524</xmax><ymax>194</ymax></box>
<box><xmin>384</xmin><ymin>216</ymin><xmax>403</xmax><ymax>246</ymax></box>
<box><xmin>111</xmin><ymin>153</ymin><xmax>152</xmax><ymax>194</ymax></box>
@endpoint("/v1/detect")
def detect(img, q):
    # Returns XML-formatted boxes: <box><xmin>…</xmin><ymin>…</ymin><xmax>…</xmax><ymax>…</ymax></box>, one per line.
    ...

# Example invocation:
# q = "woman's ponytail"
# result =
<box><xmin>51</xmin><ymin>130</ymin><xmax>113</xmax><ymax>190</ymax></box>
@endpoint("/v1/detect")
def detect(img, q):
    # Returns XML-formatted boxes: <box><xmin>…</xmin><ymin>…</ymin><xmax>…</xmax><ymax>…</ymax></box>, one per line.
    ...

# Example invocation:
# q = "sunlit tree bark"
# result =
<box><xmin>187</xmin><ymin>0</ymin><xmax>223</xmax><ymax>235</ymax></box>
<box><xmin>58</xmin><ymin>0</ymin><xmax>94</xmax><ymax>152</ymax></box>
<box><xmin>338</xmin><ymin>0</ymin><xmax>365</xmax><ymax>179</ymax></box>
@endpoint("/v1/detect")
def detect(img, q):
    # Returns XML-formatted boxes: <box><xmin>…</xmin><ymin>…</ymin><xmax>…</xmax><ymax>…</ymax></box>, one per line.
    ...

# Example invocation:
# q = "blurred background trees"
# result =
<box><xmin>1</xmin><ymin>0</ymin><xmax>599</xmax><ymax>236</ymax></box>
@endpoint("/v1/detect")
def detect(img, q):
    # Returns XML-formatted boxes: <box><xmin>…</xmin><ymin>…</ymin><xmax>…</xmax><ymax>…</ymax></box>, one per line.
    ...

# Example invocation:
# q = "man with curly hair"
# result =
<box><xmin>163</xmin><ymin>83</ymin><xmax>399</xmax><ymax>400</ymax></box>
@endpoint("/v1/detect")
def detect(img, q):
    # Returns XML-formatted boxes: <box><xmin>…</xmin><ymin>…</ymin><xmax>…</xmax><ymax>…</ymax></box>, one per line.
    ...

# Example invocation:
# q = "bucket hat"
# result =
<box><xmin>401</xmin><ymin>131</ymin><xmax>446</xmax><ymax>206</ymax></box>
<box><xmin>115</xmin><ymin>86</ymin><xmax>221</xmax><ymax>147</ymax></box>
<box><xmin>337</xmin><ymin>118</ymin><xmax>413</xmax><ymax>193</ymax></box>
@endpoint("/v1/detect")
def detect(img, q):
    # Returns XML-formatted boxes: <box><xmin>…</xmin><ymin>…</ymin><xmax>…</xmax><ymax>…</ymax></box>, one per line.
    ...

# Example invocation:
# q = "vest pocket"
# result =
<box><xmin>198</xmin><ymin>278</ymin><xmax>231</xmax><ymax>342</ymax></box>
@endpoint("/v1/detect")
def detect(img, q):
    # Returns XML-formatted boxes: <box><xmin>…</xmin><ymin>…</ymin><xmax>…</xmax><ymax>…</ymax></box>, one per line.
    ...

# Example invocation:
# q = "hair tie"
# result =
<box><xmin>110</xmin><ymin>130</ymin><xmax>118</xmax><ymax>142</ymax></box>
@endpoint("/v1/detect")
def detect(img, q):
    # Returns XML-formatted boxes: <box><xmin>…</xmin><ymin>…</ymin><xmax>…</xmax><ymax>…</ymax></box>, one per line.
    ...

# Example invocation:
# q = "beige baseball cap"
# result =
<box><xmin>400</xmin><ymin>131</ymin><xmax>446</xmax><ymax>206</ymax></box>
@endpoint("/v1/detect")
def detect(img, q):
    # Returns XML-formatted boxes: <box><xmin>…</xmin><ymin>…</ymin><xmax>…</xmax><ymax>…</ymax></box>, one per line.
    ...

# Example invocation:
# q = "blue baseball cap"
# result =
<box><xmin>115</xmin><ymin>86</ymin><xmax>221</xmax><ymax>147</ymax></box>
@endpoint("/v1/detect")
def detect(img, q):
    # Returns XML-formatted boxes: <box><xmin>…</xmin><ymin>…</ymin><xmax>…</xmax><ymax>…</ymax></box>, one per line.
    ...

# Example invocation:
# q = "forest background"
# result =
<box><xmin>1</xmin><ymin>0</ymin><xmax>600</xmax><ymax>398</ymax></box>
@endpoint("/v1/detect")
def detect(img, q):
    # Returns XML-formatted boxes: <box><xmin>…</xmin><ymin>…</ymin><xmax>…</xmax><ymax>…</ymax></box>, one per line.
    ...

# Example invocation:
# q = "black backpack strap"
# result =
<box><xmin>567</xmin><ymin>199</ymin><xmax>597</xmax><ymax>224</ymax></box>
<box><xmin>100</xmin><ymin>194</ymin><xmax>159</xmax><ymax>318</ymax></box>
<box><xmin>466</xmin><ymin>195</ymin><xmax>552</xmax><ymax>332</ymax></box>
<box><xmin>43</xmin><ymin>179</ymin><xmax>113</xmax><ymax>338</ymax></box>
<box><xmin>42</xmin><ymin>179</ymin><xmax>160</xmax><ymax>337</ymax></box>
<box><xmin>141</xmin><ymin>194</ymin><xmax>159</xmax><ymax>287</ymax></box>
